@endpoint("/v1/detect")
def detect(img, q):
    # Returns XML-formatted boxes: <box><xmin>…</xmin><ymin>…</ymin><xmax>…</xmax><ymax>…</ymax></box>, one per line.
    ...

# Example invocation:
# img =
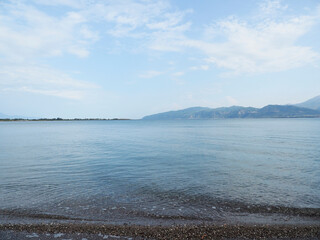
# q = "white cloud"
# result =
<box><xmin>187</xmin><ymin>7</ymin><xmax>320</xmax><ymax>75</ymax></box>
<box><xmin>139</xmin><ymin>70</ymin><xmax>163</xmax><ymax>79</ymax></box>
<box><xmin>0</xmin><ymin>2</ymin><xmax>99</xmax><ymax>60</ymax></box>
<box><xmin>0</xmin><ymin>0</ymin><xmax>191</xmax><ymax>101</ymax></box>
<box><xmin>94</xmin><ymin>0</ymin><xmax>190</xmax><ymax>38</ymax></box>
<box><xmin>0</xmin><ymin>64</ymin><xmax>98</xmax><ymax>100</ymax></box>
<box><xmin>1</xmin><ymin>0</ymin><xmax>319</xmax><ymax>82</ymax></box>
<box><xmin>94</xmin><ymin>0</ymin><xmax>171</xmax><ymax>36</ymax></box>
<box><xmin>0</xmin><ymin>0</ymin><xmax>191</xmax><ymax>58</ymax></box>
<box><xmin>97</xmin><ymin>0</ymin><xmax>319</xmax><ymax>75</ymax></box>
<box><xmin>258</xmin><ymin>0</ymin><xmax>288</xmax><ymax>16</ymax></box>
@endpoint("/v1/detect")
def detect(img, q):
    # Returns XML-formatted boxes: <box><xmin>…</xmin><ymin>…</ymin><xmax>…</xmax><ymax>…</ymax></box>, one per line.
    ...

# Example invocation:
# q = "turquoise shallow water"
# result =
<box><xmin>0</xmin><ymin>119</ymin><xmax>319</xmax><ymax>225</ymax></box>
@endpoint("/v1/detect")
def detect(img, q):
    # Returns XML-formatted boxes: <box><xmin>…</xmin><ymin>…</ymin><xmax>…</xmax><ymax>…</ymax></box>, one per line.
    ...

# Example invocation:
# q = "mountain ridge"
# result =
<box><xmin>295</xmin><ymin>95</ymin><xmax>320</xmax><ymax>110</ymax></box>
<box><xmin>143</xmin><ymin>95</ymin><xmax>320</xmax><ymax>120</ymax></box>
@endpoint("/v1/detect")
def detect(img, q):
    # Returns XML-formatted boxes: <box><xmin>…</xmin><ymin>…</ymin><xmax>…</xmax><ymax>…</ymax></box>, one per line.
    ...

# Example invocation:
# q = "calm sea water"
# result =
<box><xmin>0</xmin><ymin>119</ymin><xmax>320</xmax><ymax>225</ymax></box>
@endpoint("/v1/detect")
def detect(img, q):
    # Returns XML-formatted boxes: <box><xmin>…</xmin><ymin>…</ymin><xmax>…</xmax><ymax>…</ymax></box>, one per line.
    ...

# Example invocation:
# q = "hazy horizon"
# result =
<box><xmin>1</xmin><ymin>0</ymin><xmax>320</xmax><ymax>119</ymax></box>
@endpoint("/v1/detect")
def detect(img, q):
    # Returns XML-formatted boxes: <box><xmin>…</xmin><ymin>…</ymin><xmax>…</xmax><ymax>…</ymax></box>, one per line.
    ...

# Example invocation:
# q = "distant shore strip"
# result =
<box><xmin>0</xmin><ymin>118</ymin><xmax>131</xmax><ymax>121</ymax></box>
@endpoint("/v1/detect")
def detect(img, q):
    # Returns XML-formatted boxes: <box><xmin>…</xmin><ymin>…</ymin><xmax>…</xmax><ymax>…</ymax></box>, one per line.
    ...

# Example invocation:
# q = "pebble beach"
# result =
<box><xmin>1</xmin><ymin>223</ymin><xmax>320</xmax><ymax>239</ymax></box>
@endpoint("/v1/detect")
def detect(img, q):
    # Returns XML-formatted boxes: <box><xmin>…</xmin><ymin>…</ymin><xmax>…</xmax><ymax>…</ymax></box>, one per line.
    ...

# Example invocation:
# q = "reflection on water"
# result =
<box><xmin>0</xmin><ymin>119</ymin><xmax>320</xmax><ymax>224</ymax></box>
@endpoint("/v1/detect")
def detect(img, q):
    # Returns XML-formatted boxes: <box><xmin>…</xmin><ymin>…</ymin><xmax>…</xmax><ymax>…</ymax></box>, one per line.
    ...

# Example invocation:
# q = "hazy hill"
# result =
<box><xmin>143</xmin><ymin>104</ymin><xmax>320</xmax><ymax>120</ymax></box>
<box><xmin>295</xmin><ymin>95</ymin><xmax>320</xmax><ymax>110</ymax></box>
<box><xmin>143</xmin><ymin>107</ymin><xmax>210</xmax><ymax>120</ymax></box>
<box><xmin>251</xmin><ymin>105</ymin><xmax>320</xmax><ymax>118</ymax></box>
<box><xmin>143</xmin><ymin>106</ymin><xmax>257</xmax><ymax>120</ymax></box>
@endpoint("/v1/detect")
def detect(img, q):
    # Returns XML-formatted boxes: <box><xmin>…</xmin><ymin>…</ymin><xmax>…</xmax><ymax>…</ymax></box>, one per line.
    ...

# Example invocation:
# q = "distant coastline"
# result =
<box><xmin>2</xmin><ymin>95</ymin><xmax>320</xmax><ymax>121</ymax></box>
<box><xmin>0</xmin><ymin>118</ymin><xmax>131</xmax><ymax>122</ymax></box>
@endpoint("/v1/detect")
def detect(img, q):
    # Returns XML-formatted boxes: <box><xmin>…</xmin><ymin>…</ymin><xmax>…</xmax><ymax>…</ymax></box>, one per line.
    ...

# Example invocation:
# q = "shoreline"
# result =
<box><xmin>0</xmin><ymin>118</ymin><xmax>131</xmax><ymax>122</ymax></box>
<box><xmin>1</xmin><ymin>223</ymin><xmax>320</xmax><ymax>239</ymax></box>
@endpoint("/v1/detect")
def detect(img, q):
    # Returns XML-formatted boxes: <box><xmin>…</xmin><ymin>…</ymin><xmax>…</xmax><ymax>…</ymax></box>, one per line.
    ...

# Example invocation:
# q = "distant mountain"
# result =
<box><xmin>143</xmin><ymin>105</ymin><xmax>320</xmax><ymax>120</ymax></box>
<box><xmin>144</xmin><ymin>106</ymin><xmax>259</xmax><ymax>120</ymax></box>
<box><xmin>252</xmin><ymin>105</ymin><xmax>320</xmax><ymax>118</ymax></box>
<box><xmin>295</xmin><ymin>95</ymin><xmax>320</xmax><ymax>110</ymax></box>
<box><xmin>143</xmin><ymin>107</ymin><xmax>210</xmax><ymax>120</ymax></box>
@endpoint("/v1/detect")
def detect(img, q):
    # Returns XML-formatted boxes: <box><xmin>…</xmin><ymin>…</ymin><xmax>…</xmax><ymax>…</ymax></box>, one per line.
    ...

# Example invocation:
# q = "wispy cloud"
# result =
<box><xmin>258</xmin><ymin>0</ymin><xmax>288</xmax><ymax>16</ymax></box>
<box><xmin>1</xmin><ymin>0</ymin><xmax>319</xmax><ymax>104</ymax></box>
<box><xmin>0</xmin><ymin>1</ymin><xmax>99</xmax><ymax>60</ymax></box>
<box><xmin>139</xmin><ymin>70</ymin><xmax>163</xmax><ymax>79</ymax></box>
<box><xmin>0</xmin><ymin>64</ymin><xmax>98</xmax><ymax>100</ymax></box>
<box><xmin>90</xmin><ymin>0</ymin><xmax>191</xmax><ymax>42</ymax></box>
<box><xmin>3</xmin><ymin>87</ymin><xmax>86</xmax><ymax>100</ymax></box>
<box><xmin>0</xmin><ymin>0</ymin><xmax>192</xmax><ymax>60</ymax></box>
<box><xmin>0</xmin><ymin>0</ymin><xmax>190</xmax><ymax>100</ymax></box>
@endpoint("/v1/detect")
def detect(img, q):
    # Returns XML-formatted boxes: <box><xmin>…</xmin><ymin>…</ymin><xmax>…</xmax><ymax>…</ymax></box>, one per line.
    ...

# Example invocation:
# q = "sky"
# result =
<box><xmin>0</xmin><ymin>0</ymin><xmax>320</xmax><ymax>119</ymax></box>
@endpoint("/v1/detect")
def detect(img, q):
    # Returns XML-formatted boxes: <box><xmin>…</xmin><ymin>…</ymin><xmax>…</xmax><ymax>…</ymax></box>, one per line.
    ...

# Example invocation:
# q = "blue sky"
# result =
<box><xmin>0</xmin><ymin>0</ymin><xmax>320</xmax><ymax>118</ymax></box>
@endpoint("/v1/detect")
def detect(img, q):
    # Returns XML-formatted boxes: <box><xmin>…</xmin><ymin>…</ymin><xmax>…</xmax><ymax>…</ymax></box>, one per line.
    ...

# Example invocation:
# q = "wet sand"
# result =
<box><xmin>1</xmin><ymin>223</ymin><xmax>320</xmax><ymax>239</ymax></box>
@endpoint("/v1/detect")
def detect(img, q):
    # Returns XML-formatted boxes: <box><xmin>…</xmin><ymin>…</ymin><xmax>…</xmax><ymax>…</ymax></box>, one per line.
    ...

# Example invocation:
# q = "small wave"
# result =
<box><xmin>1</xmin><ymin>202</ymin><xmax>319</xmax><ymax>225</ymax></box>
<box><xmin>0</xmin><ymin>209</ymin><xmax>85</xmax><ymax>221</ymax></box>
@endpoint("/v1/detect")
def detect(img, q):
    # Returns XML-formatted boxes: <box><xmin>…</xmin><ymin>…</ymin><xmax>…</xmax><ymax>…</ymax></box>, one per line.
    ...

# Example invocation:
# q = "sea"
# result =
<box><xmin>0</xmin><ymin>119</ymin><xmax>319</xmax><ymax>226</ymax></box>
